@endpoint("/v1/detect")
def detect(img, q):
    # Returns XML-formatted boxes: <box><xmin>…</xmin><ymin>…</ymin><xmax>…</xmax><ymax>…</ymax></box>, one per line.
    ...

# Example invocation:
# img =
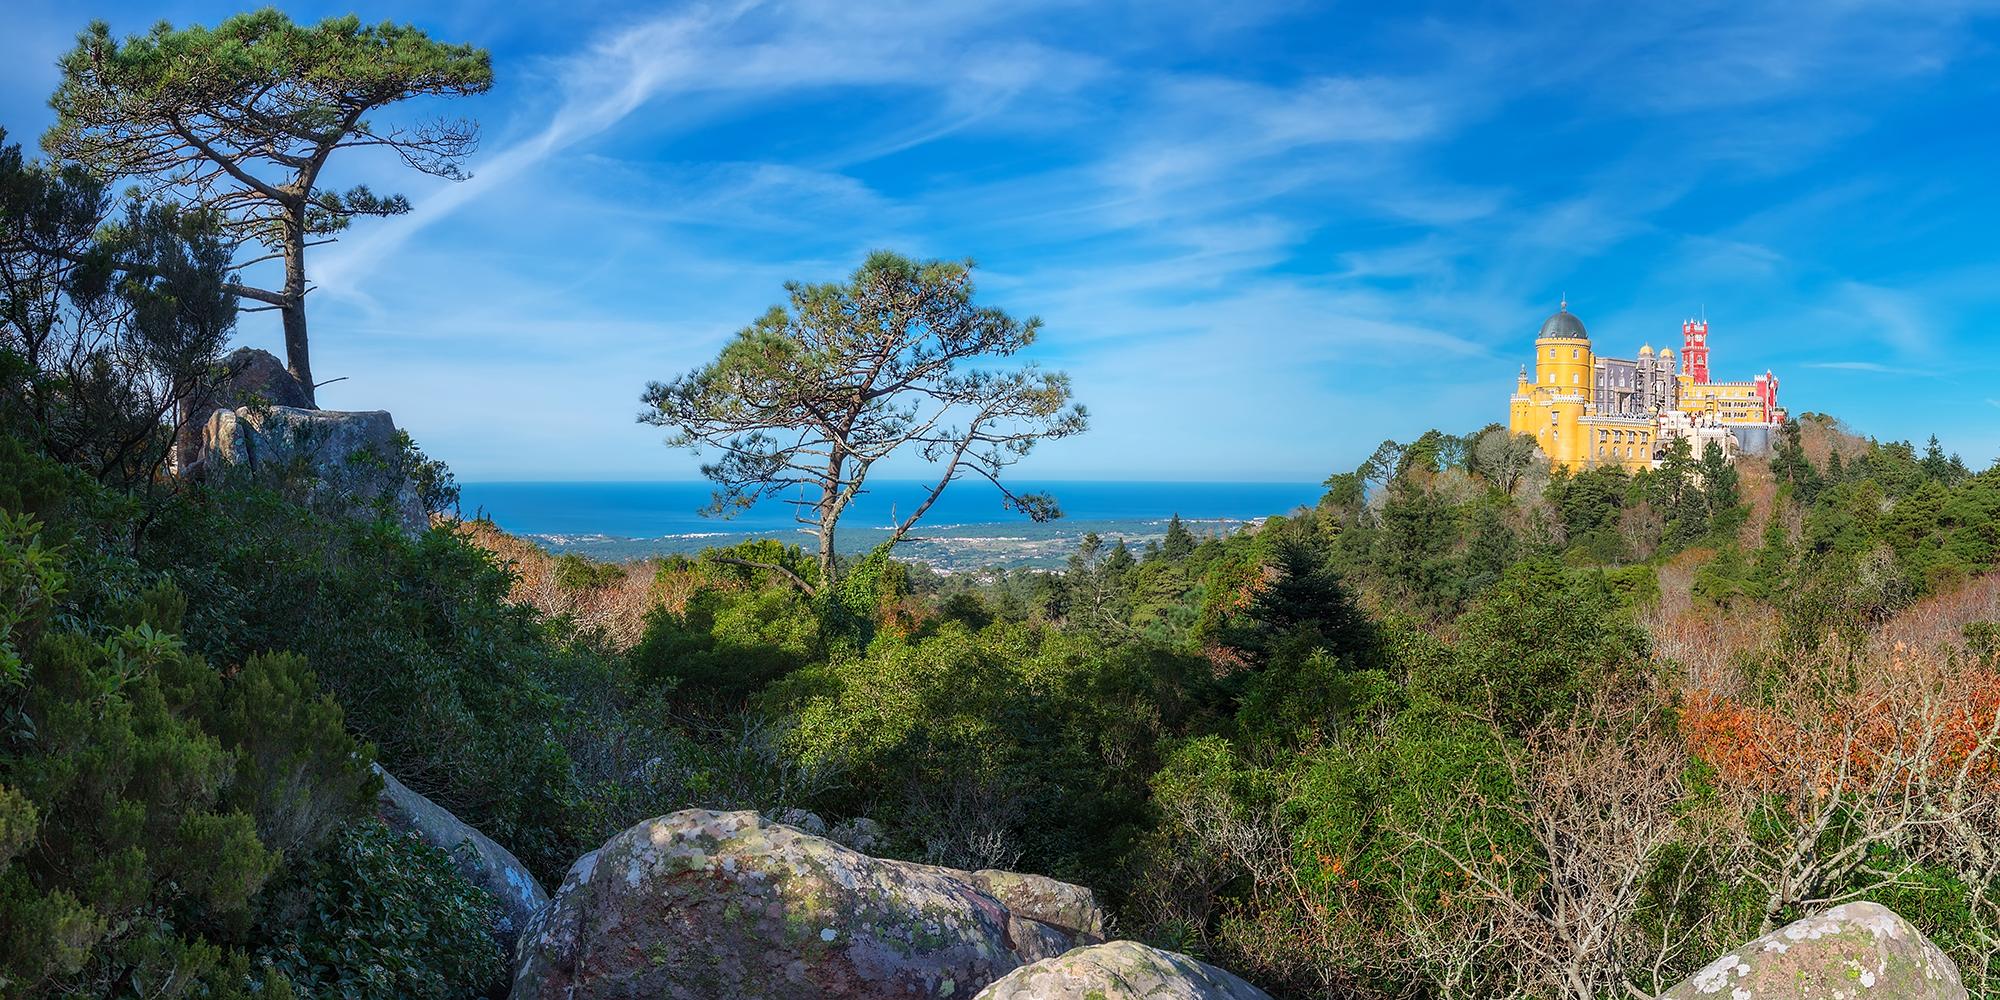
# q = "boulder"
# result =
<box><xmin>374</xmin><ymin>765</ymin><xmax>549</xmax><ymax>953</ymax></box>
<box><xmin>1661</xmin><ymin>902</ymin><xmax>1964</xmax><ymax>1000</ymax></box>
<box><xmin>970</xmin><ymin>869</ymin><xmax>1106</xmax><ymax>941</ymax></box>
<box><xmin>511</xmin><ymin>809</ymin><xmax>1100</xmax><ymax>1000</ymax></box>
<box><xmin>826</xmin><ymin>816</ymin><xmax>885</xmax><ymax>853</ymax></box>
<box><xmin>174</xmin><ymin>347</ymin><xmax>313</xmax><ymax>472</ymax></box>
<box><xmin>973</xmin><ymin>941</ymin><xmax>1273</xmax><ymax>1000</ymax></box>
<box><xmin>200</xmin><ymin>404</ymin><xmax>426</xmax><ymax>533</ymax></box>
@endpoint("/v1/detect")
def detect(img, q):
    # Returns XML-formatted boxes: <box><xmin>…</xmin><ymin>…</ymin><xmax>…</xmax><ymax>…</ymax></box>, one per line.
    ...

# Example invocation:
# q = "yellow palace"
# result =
<box><xmin>1507</xmin><ymin>304</ymin><xmax>1783</xmax><ymax>471</ymax></box>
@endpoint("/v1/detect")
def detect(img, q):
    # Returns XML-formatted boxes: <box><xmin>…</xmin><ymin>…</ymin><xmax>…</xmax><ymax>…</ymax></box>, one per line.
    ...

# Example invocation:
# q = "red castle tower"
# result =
<box><xmin>1754</xmin><ymin>371</ymin><xmax>1781</xmax><ymax>424</ymax></box>
<box><xmin>1681</xmin><ymin>318</ymin><xmax>1710</xmax><ymax>383</ymax></box>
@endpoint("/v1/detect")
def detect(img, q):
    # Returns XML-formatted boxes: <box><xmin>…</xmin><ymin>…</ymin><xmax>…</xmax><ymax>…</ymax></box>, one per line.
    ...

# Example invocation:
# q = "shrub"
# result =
<box><xmin>261</xmin><ymin>821</ymin><xmax>503</xmax><ymax>1000</ymax></box>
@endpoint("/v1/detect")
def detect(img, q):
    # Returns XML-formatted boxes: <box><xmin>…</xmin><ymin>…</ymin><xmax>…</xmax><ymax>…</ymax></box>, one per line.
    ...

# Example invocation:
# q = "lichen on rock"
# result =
<box><xmin>510</xmin><ymin>809</ymin><xmax>1103</xmax><ymax>1000</ymax></box>
<box><xmin>972</xmin><ymin>941</ymin><xmax>1274</xmax><ymax>1000</ymax></box>
<box><xmin>1660</xmin><ymin>902</ymin><xmax>1965</xmax><ymax>1000</ymax></box>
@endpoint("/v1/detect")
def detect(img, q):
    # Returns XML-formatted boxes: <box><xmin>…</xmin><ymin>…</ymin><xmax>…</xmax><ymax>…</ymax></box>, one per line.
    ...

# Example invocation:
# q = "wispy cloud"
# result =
<box><xmin>1804</xmin><ymin>361</ymin><xmax>1939</xmax><ymax>377</ymax></box>
<box><xmin>58</xmin><ymin>0</ymin><xmax>1979</xmax><ymax>478</ymax></box>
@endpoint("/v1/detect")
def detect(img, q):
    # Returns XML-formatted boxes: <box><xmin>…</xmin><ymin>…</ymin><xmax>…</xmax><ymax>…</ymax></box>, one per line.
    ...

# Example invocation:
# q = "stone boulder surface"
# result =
<box><xmin>511</xmin><ymin>809</ymin><xmax>1104</xmax><ymax>1000</ymax></box>
<box><xmin>969</xmin><ymin>869</ymin><xmax>1106</xmax><ymax>942</ymax></box>
<box><xmin>1661</xmin><ymin>902</ymin><xmax>1964</xmax><ymax>1000</ymax></box>
<box><xmin>200</xmin><ymin>403</ymin><xmax>426</xmax><ymax>533</ymax></box>
<box><xmin>174</xmin><ymin>347</ymin><xmax>314</xmax><ymax>472</ymax></box>
<box><xmin>373</xmin><ymin>765</ymin><xmax>549</xmax><ymax>952</ymax></box>
<box><xmin>973</xmin><ymin>941</ymin><xmax>1273</xmax><ymax>1000</ymax></box>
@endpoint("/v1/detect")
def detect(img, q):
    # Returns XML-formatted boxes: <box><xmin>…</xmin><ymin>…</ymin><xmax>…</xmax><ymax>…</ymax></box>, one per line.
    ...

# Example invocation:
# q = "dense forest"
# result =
<box><xmin>6</xmin><ymin>9</ymin><xmax>2000</xmax><ymax>1000</ymax></box>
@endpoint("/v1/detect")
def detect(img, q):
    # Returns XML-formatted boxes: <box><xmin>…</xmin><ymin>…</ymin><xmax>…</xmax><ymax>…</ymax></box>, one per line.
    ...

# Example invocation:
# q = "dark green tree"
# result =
<box><xmin>1</xmin><ymin>129</ymin><xmax>238</xmax><ymax>483</ymax></box>
<box><xmin>44</xmin><ymin>10</ymin><xmax>493</xmax><ymax>402</ymax></box>
<box><xmin>1162</xmin><ymin>513</ymin><xmax>1197</xmax><ymax>561</ymax></box>
<box><xmin>1225</xmin><ymin>531</ymin><xmax>1375</xmax><ymax>668</ymax></box>
<box><xmin>641</xmin><ymin>252</ymin><xmax>1087</xmax><ymax>591</ymax></box>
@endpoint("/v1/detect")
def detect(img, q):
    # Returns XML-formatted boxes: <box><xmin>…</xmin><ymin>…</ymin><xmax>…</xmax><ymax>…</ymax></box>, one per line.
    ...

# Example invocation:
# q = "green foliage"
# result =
<box><xmin>261</xmin><ymin>821</ymin><xmax>503</xmax><ymax>1000</ymax></box>
<box><xmin>201</xmin><ymin>652</ymin><xmax>378</xmax><ymax>859</ymax></box>
<box><xmin>630</xmin><ymin>584</ymin><xmax>823</xmax><ymax>707</ymax></box>
<box><xmin>1</xmin><ymin>128</ymin><xmax>238</xmax><ymax>486</ymax></box>
<box><xmin>1162</xmin><ymin>513</ymin><xmax>1197</xmax><ymax>561</ymax></box>
<box><xmin>640</xmin><ymin>251</ymin><xmax>1087</xmax><ymax>586</ymax></box>
<box><xmin>1428</xmin><ymin>557</ymin><xmax>1650</xmax><ymax>733</ymax></box>
<box><xmin>139</xmin><ymin>484</ymin><xmax>602</xmax><ymax>880</ymax></box>
<box><xmin>0</xmin><ymin>490</ymin><xmax>328</xmax><ymax>997</ymax></box>
<box><xmin>554</xmin><ymin>552</ymin><xmax>623</xmax><ymax>592</ymax></box>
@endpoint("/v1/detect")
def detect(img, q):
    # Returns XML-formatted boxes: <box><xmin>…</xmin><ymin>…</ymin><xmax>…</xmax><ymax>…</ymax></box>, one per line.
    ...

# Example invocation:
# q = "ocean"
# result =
<box><xmin>458</xmin><ymin>479</ymin><xmax>1323</xmax><ymax>573</ymax></box>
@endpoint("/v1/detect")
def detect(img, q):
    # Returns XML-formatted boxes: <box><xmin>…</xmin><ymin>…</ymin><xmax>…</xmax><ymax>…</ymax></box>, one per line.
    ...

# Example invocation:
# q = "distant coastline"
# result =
<box><xmin>459</xmin><ymin>480</ymin><xmax>1319</xmax><ymax>572</ymax></box>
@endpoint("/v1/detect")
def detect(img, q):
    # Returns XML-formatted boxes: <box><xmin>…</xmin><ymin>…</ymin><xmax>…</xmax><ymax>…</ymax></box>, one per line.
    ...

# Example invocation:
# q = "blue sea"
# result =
<box><xmin>458</xmin><ymin>480</ymin><xmax>1321</xmax><ymax>572</ymax></box>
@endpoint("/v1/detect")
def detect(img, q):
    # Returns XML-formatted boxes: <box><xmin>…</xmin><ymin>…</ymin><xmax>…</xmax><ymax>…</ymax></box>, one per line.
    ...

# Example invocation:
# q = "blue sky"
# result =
<box><xmin>5</xmin><ymin>0</ymin><xmax>2000</xmax><ymax>481</ymax></box>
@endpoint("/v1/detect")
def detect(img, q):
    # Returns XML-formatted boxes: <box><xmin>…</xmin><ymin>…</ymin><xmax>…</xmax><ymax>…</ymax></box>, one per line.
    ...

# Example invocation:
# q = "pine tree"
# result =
<box><xmin>1227</xmin><ymin>532</ymin><xmax>1375</xmax><ymax>667</ymax></box>
<box><xmin>1162</xmin><ymin>513</ymin><xmax>1197</xmax><ymax>561</ymax></box>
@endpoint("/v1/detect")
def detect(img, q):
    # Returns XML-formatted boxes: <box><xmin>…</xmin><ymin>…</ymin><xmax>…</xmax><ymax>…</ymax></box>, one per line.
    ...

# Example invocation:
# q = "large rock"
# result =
<box><xmin>973</xmin><ymin>941</ymin><xmax>1273</xmax><ymax>1000</ymax></box>
<box><xmin>1662</xmin><ymin>902</ymin><xmax>1964</xmax><ymax>1000</ymax></box>
<box><xmin>374</xmin><ymin>765</ymin><xmax>549</xmax><ymax>953</ymax></box>
<box><xmin>174</xmin><ymin>347</ymin><xmax>314</xmax><ymax>472</ymax></box>
<box><xmin>200</xmin><ymin>403</ymin><xmax>426</xmax><ymax>533</ymax></box>
<box><xmin>512</xmin><ymin>809</ymin><xmax>1101</xmax><ymax>1000</ymax></box>
<box><xmin>970</xmin><ymin>869</ymin><xmax>1106</xmax><ymax>942</ymax></box>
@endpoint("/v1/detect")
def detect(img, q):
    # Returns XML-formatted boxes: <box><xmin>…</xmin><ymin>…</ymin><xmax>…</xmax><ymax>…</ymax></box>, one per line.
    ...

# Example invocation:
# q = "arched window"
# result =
<box><xmin>1572</xmin><ymin>348</ymin><xmax>1579</xmax><ymax>359</ymax></box>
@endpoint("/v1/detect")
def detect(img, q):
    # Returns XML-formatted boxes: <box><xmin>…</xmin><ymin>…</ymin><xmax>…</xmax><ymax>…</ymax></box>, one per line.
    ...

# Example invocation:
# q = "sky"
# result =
<box><xmin>5</xmin><ymin>0</ymin><xmax>2000</xmax><ymax>481</ymax></box>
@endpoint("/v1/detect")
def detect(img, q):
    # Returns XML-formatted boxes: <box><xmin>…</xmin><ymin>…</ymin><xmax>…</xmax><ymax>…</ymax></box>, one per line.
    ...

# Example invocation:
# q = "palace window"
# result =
<box><xmin>1572</xmin><ymin>348</ymin><xmax>1580</xmax><ymax>359</ymax></box>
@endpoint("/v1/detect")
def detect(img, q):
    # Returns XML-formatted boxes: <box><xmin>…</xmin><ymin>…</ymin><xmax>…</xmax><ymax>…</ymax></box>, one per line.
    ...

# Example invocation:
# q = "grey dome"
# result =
<box><xmin>1539</xmin><ymin>309</ymin><xmax>1587</xmax><ymax>340</ymax></box>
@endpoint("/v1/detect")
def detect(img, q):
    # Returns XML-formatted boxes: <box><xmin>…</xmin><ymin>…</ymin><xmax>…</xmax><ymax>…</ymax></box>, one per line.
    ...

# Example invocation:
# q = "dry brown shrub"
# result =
<box><xmin>1797</xmin><ymin>414</ymin><xmax>1868</xmax><ymax>469</ymax></box>
<box><xmin>445</xmin><ymin>517</ymin><xmax>676</xmax><ymax>649</ymax></box>
<box><xmin>1735</xmin><ymin>455</ymin><xmax>1777</xmax><ymax>545</ymax></box>
<box><xmin>1678</xmin><ymin>634</ymin><xmax>2000</xmax><ymax>955</ymax></box>
<box><xmin>1873</xmin><ymin>571</ymin><xmax>2000</xmax><ymax>659</ymax></box>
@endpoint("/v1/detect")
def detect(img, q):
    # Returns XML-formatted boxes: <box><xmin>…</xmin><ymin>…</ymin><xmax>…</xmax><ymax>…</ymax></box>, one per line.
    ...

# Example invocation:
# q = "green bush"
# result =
<box><xmin>0</xmin><ymin>504</ymin><xmax>289</xmax><ymax>995</ymax></box>
<box><xmin>261</xmin><ymin>820</ymin><xmax>504</xmax><ymax>1000</ymax></box>
<box><xmin>137</xmin><ymin>481</ymin><xmax>603</xmax><ymax>881</ymax></box>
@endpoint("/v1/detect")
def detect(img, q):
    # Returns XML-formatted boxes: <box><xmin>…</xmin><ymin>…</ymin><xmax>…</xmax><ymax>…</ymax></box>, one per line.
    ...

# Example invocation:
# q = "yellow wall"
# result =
<box><xmin>1509</xmin><ymin>332</ymin><xmax>1657</xmax><ymax>472</ymax></box>
<box><xmin>1677</xmin><ymin>378</ymin><xmax>1767</xmax><ymax>424</ymax></box>
<box><xmin>1510</xmin><ymin>333</ymin><xmax>1605</xmax><ymax>469</ymax></box>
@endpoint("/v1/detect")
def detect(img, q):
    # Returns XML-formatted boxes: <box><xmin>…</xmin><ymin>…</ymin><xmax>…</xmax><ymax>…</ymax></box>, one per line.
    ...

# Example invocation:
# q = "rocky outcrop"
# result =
<box><xmin>373</xmin><ymin>765</ymin><xmax>549</xmax><ymax>953</ymax></box>
<box><xmin>174</xmin><ymin>347</ymin><xmax>314</xmax><ymax>472</ymax></box>
<box><xmin>511</xmin><ymin>809</ymin><xmax>1106</xmax><ymax>1000</ymax></box>
<box><xmin>200</xmin><ymin>404</ymin><xmax>426</xmax><ymax>533</ymax></box>
<box><xmin>969</xmin><ymin>869</ymin><xmax>1106</xmax><ymax>942</ymax></box>
<box><xmin>1661</xmin><ymin>902</ymin><xmax>1964</xmax><ymax>1000</ymax></box>
<box><xmin>973</xmin><ymin>941</ymin><xmax>1273</xmax><ymax>1000</ymax></box>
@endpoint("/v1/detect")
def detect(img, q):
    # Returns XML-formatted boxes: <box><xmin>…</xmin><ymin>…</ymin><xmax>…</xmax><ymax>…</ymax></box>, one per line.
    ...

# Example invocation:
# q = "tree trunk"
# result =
<box><xmin>280</xmin><ymin>208</ymin><xmax>316</xmax><ymax>407</ymax></box>
<box><xmin>818</xmin><ymin>510</ymin><xmax>838</xmax><ymax>590</ymax></box>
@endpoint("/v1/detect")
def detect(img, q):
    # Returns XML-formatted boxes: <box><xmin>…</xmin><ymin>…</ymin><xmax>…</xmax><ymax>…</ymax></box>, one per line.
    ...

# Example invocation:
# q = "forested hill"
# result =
<box><xmin>9</xmin><ymin>300</ymin><xmax>2000</xmax><ymax>1000</ymax></box>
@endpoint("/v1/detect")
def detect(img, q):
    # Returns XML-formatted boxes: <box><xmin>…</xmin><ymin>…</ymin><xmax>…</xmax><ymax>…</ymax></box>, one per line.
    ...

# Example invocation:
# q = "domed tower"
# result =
<box><xmin>1522</xmin><ymin>301</ymin><xmax>1594</xmax><ymax>468</ymax></box>
<box><xmin>1533</xmin><ymin>302</ymin><xmax>1593</xmax><ymax>396</ymax></box>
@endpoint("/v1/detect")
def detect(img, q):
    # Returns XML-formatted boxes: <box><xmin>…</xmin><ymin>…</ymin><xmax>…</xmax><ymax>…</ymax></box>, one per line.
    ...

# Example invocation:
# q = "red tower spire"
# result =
<box><xmin>1681</xmin><ymin>318</ymin><xmax>1710</xmax><ymax>383</ymax></box>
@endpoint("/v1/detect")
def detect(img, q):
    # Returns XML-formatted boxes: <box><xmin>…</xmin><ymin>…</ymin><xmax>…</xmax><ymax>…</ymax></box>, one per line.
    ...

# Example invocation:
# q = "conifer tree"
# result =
<box><xmin>643</xmin><ymin>252</ymin><xmax>1086</xmax><ymax>590</ymax></box>
<box><xmin>1162</xmin><ymin>513</ymin><xmax>1197</xmax><ymax>561</ymax></box>
<box><xmin>1227</xmin><ymin>532</ymin><xmax>1374</xmax><ymax>667</ymax></box>
<box><xmin>44</xmin><ymin>11</ymin><xmax>493</xmax><ymax>403</ymax></box>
